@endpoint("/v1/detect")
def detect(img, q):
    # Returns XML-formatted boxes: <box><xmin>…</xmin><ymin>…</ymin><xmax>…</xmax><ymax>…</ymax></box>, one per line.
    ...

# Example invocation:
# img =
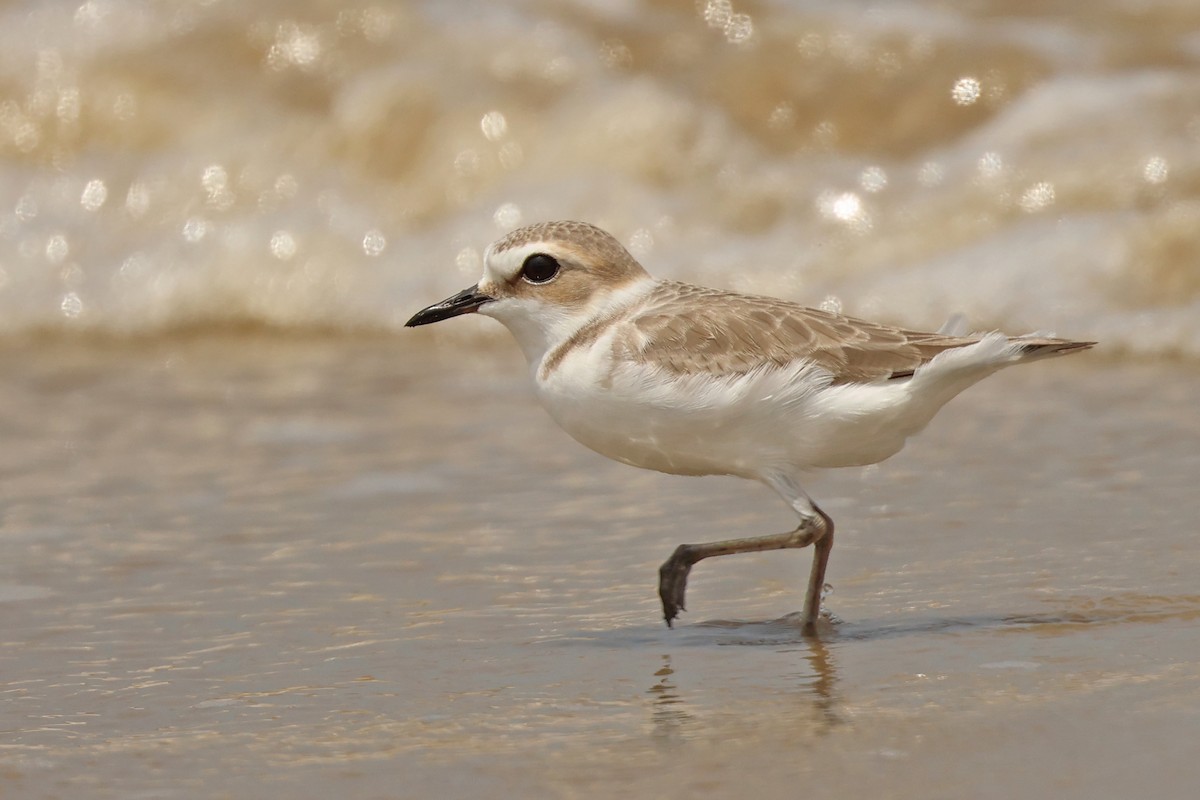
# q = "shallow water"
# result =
<box><xmin>1</xmin><ymin>336</ymin><xmax>1198</xmax><ymax>798</ymax></box>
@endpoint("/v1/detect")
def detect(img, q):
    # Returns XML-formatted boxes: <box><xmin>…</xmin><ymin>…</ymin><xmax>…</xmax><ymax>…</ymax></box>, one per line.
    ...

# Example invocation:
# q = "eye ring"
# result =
<box><xmin>520</xmin><ymin>253</ymin><xmax>561</xmax><ymax>285</ymax></box>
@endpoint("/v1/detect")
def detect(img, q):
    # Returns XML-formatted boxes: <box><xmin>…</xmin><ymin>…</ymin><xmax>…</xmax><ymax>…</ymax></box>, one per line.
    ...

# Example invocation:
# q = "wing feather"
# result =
<box><xmin>617</xmin><ymin>282</ymin><xmax>985</xmax><ymax>384</ymax></box>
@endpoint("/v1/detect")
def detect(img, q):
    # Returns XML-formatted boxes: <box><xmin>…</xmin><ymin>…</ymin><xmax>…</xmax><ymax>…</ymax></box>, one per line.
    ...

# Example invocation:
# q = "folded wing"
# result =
<box><xmin>621</xmin><ymin>282</ymin><xmax>1091</xmax><ymax>384</ymax></box>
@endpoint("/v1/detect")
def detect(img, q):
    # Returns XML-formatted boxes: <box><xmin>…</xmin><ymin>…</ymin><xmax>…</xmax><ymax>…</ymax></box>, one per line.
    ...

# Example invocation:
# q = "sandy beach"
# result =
<box><xmin>1</xmin><ymin>335</ymin><xmax>1197</xmax><ymax>798</ymax></box>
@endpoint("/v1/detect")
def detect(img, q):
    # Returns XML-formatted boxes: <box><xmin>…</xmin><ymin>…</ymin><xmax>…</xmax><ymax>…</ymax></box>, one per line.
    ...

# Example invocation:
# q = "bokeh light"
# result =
<box><xmin>0</xmin><ymin>0</ymin><xmax>1188</xmax><ymax>353</ymax></box>
<box><xmin>952</xmin><ymin>77</ymin><xmax>982</xmax><ymax>106</ymax></box>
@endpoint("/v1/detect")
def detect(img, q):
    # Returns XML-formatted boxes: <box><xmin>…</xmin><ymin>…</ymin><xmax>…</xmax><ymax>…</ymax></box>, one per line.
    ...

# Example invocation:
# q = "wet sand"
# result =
<box><xmin>1</xmin><ymin>335</ymin><xmax>1198</xmax><ymax>799</ymax></box>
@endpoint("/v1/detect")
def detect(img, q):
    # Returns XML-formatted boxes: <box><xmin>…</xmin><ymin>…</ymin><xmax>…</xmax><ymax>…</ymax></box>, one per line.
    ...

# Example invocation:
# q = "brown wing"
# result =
<box><xmin>619</xmin><ymin>282</ymin><xmax>985</xmax><ymax>384</ymax></box>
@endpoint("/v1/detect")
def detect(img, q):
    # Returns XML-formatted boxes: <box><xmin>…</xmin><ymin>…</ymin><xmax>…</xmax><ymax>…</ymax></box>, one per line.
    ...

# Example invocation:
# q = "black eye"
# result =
<box><xmin>520</xmin><ymin>253</ymin><xmax>560</xmax><ymax>284</ymax></box>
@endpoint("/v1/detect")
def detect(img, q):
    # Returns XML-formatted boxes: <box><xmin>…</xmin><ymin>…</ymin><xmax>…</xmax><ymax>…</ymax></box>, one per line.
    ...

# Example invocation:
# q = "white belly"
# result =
<box><xmin>533</xmin><ymin>351</ymin><xmax>926</xmax><ymax>478</ymax></box>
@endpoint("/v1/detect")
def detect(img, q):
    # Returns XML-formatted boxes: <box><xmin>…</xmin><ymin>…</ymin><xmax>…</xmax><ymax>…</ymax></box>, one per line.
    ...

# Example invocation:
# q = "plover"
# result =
<box><xmin>406</xmin><ymin>221</ymin><xmax>1094</xmax><ymax>632</ymax></box>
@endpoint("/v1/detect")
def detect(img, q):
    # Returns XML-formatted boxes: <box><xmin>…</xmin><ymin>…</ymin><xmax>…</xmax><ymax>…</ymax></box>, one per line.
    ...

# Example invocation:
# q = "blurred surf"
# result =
<box><xmin>0</xmin><ymin>0</ymin><xmax>1196</xmax><ymax>356</ymax></box>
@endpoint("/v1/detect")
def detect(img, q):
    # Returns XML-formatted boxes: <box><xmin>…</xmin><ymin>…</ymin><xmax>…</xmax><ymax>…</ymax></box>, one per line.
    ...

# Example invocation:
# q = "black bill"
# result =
<box><xmin>405</xmin><ymin>284</ymin><xmax>494</xmax><ymax>327</ymax></box>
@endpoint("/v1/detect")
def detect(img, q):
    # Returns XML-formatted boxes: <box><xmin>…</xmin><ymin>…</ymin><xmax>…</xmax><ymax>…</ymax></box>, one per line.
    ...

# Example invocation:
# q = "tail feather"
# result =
<box><xmin>894</xmin><ymin>333</ymin><xmax>1095</xmax><ymax>437</ymax></box>
<box><xmin>1012</xmin><ymin>337</ymin><xmax>1097</xmax><ymax>361</ymax></box>
<box><xmin>910</xmin><ymin>332</ymin><xmax>1095</xmax><ymax>387</ymax></box>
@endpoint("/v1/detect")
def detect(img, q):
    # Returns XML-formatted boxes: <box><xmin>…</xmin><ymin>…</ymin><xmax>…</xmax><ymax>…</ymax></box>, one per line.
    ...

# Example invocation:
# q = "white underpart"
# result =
<box><xmin>800</xmin><ymin>332</ymin><xmax>1025</xmax><ymax>468</ymax></box>
<box><xmin>535</xmin><ymin>323</ymin><xmax>1032</xmax><ymax>483</ymax></box>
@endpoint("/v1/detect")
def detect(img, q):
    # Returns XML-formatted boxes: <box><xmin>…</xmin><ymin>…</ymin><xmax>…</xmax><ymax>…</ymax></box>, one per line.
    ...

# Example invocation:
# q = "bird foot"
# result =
<box><xmin>658</xmin><ymin>544</ymin><xmax>696</xmax><ymax>627</ymax></box>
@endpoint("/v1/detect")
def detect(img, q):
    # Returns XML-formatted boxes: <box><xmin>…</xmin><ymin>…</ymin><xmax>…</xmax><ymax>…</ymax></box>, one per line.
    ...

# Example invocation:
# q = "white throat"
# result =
<box><xmin>480</xmin><ymin>276</ymin><xmax>656</xmax><ymax>368</ymax></box>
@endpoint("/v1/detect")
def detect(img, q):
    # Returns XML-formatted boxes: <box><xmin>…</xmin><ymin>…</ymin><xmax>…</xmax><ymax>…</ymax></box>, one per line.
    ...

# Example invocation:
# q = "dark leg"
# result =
<box><xmin>801</xmin><ymin>506</ymin><xmax>834</xmax><ymax>634</ymax></box>
<box><xmin>658</xmin><ymin>504</ymin><xmax>833</xmax><ymax>629</ymax></box>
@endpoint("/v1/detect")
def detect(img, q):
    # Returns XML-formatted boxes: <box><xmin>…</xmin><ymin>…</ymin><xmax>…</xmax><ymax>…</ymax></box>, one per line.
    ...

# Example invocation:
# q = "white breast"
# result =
<box><xmin>532</xmin><ymin>335</ymin><xmax>836</xmax><ymax>477</ymax></box>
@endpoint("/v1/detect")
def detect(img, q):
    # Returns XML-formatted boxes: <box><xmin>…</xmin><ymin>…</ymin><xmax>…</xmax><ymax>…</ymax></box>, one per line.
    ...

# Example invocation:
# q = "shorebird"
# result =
<box><xmin>406</xmin><ymin>221</ymin><xmax>1094</xmax><ymax>632</ymax></box>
